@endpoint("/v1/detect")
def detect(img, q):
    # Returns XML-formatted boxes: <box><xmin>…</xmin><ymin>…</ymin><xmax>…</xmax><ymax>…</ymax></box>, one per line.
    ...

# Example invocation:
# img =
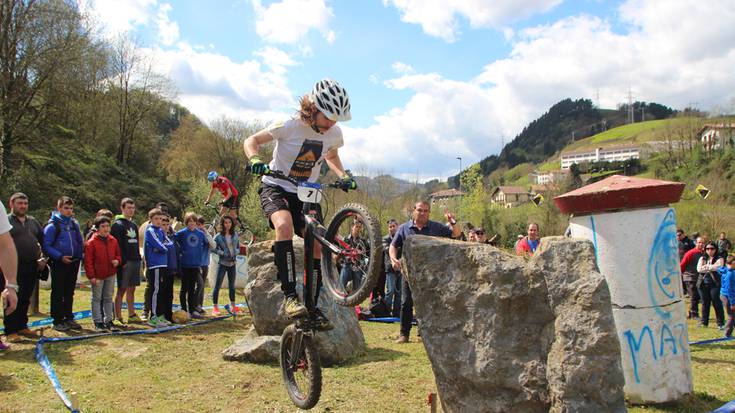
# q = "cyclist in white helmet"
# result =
<box><xmin>243</xmin><ymin>79</ymin><xmax>356</xmax><ymax>330</ymax></box>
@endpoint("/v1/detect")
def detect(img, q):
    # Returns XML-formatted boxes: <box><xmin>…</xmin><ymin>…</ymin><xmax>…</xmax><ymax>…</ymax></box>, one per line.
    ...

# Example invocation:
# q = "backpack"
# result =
<box><xmin>368</xmin><ymin>297</ymin><xmax>391</xmax><ymax>318</ymax></box>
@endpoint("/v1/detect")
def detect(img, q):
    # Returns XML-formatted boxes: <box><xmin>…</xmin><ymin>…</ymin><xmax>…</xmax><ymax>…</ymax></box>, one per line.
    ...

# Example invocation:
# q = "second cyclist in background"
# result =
<box><xmin>205</xmin><ymin>171</ymin><xmax>241</xmax><ymax>225</ymax></box>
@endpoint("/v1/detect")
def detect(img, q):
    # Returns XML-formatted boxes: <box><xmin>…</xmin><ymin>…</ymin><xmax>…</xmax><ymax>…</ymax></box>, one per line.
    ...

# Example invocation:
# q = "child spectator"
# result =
<box><xmin>719</xmin><ymin>254</ymin><xmax>735</xmax><ymax>338</ymax></box>
<box><xmin>84</xmin><ymin>216</ymin><xmax>121</xmax><ymax>331</ymax></box>
<box><xmin>143</xmin><ymin>208</ymin><xmax>170</xmax><ymax>327</ymax></box>
<box><xmin>161</xmin><ymin>216</ymin><xmax>177</xmax><ymax>323</ymax></box>
<box><xmin>196</xmin><ymin>216</ymin><xmax>215</xmax><ymax>314</ymax></box>
<box><xmin>212</xmin><ymin>216</ymin><xmax>240</xmax><ymax>316</ymax></box>
<box><xmin>176</xmin><ymin>213</ymin><xmax>207</xmax><ymax>318</ymax></box>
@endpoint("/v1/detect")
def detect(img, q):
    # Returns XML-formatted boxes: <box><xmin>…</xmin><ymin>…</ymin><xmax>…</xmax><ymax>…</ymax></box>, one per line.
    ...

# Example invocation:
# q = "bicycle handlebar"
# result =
<box><xmin>264</xmin><ymin>170</ymin><xmax>344</xmax><ymax>189</ymax></box>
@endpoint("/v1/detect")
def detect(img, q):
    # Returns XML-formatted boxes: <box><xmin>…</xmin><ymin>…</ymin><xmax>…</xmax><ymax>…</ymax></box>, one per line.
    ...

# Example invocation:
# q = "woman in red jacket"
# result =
<box><xmin>84</xmin><ymin>216</ymin><xmax>121</xmax><ymax>332</ymax></box>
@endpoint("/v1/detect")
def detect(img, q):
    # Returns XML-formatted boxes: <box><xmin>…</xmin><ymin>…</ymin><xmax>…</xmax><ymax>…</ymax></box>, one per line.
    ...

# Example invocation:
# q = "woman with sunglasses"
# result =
<box><xmin>697</xmin><ymin>241</ymin><xmax>726</xmax><ymax>329</ymax></box>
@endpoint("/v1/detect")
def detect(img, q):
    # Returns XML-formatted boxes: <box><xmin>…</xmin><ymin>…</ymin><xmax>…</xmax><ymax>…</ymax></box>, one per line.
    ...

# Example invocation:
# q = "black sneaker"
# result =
<box><xmin>312</xmin><ymin>308</ymin><xmax>334</xmax><ymax>331</ymax></box>
<box><xmin>105</xmin><ymin>322</ymin><xmax>121</xmax><ymax>332</ymax></box>
<box><xmin>66</xmin><ymin>320</ymin><xmax>83</xmax><ymax>330</ymax></box>
<box><xmin>94</xmin><ymin>323</ymin><xmax>109</xmax><ymax>332</ymax></box>
<box><xmin>53</xmin><ymin>323</ymin><xmax>70</xmax><ymax>332</ymax></box>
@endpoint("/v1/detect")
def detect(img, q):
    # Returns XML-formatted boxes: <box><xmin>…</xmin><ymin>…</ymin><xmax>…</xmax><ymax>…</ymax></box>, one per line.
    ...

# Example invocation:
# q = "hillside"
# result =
<box><xmin>450</xmin><ymin>98</ymin><xmax>675</xmax><ymax>187</ymax></box>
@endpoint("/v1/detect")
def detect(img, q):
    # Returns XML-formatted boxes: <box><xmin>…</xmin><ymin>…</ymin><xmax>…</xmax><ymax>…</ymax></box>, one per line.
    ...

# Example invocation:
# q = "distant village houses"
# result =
<box><xmin>699</xmin><ymin>123</ymin><xmax>735</xmax><ymax>151</ymax></box>
<box><xmin>560</xmin><ymin>145</ymin><xmax>640</xmax><ymax>169</ymax></box>
<box><xmin>429</xmin><ymin>188</ymin><xmax>465</xmax><ymax>205</ymax></box>
<box><xmin>528</xmin><ymin>169</ymin><xmax>568</xmax><ymax>185</ymax></box>
<box><xmin>491</xmin><ymin>186</ymin><xmax>531</xmax><ymax>208</ymax></box>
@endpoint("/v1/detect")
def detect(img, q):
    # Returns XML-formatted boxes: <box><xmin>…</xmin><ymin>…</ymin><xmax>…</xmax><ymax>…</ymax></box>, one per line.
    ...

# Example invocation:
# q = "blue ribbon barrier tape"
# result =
<box><xmin>34</xmin><ymin>305</ymin><xmax>243</xmax><ymax>412</ymax></box>
<box><xmin>710</xmin><ymin>400</ymin><xmax>735</xmax><ymax>413</ymax></box>
<box><xmin>689</xmin><ymin>336</ymin><xmax>735</xmax><ymax>346</ymax></box>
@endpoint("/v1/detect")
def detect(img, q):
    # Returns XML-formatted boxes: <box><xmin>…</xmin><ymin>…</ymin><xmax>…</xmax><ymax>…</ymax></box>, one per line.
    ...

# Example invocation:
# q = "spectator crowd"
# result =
<box><xmin>0</xmin><ymin>193</ymin><xmax>245</xmax><ymax>348</ymax></box>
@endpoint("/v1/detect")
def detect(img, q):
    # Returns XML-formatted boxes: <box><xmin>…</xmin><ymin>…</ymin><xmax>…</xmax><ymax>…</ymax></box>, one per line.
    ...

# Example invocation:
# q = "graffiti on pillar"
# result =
<box><xmin>623</xmin><ymin>322</ymin><xmax>688</xmax><ymax>383</ymax></box>
<box><xmin>646</xmin><ymin>208</ymin><xmax>680</xmax><ymax>319</ymax></box>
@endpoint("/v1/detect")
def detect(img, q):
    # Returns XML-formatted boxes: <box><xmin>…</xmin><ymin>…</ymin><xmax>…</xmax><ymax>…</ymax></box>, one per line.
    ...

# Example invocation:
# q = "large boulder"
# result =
<box><xmin>403</xmin><ymin>235</ymin><xmax>626</xmax><ymax>413</ymax></box>
<box><xmin>236</xmin><ymin>239</ymin><xmax>366</xmax><ymax>366</ymax></box>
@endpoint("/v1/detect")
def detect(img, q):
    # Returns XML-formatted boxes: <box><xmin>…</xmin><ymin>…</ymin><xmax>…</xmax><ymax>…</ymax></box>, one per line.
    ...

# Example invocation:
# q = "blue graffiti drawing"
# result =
<box><xmin>646</xmin><ymin>209</ymin><xmax>680</xmax><ymax>319</ymax></box>
<box><xmin>623</xmin><ymin>322</ymin><xmax>687</xmax><ymax>383</ymax></box>
<box><xmin>589</xmin><ymin>215</ymin><xmax>600</xmax><ymax>265</ymax></box>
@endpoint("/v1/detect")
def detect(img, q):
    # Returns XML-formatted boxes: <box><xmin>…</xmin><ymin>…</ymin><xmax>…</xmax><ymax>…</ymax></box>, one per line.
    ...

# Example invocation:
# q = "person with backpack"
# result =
<box><xmin>42</xmin><ymin>196</ymin><xmax>84</xmax><ymax>332</ymax></box>
<box><xmin>84</xmin><ymin>216</ymin><xmax>122</xmax><ymax>331</ymax></box>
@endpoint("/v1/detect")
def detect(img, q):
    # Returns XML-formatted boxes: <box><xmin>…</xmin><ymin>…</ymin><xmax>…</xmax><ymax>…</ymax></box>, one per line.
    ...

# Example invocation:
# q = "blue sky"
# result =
<box><xmin>83</xmin><ymin>0</ymin><xmax>735</xmax><ymax>181</ymax></box>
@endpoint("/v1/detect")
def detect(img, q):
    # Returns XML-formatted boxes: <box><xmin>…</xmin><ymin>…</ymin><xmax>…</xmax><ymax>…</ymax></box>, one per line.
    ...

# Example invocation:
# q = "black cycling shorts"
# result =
<box><xmin>258</xmin><ymin>184</ymin><xmax>321</xmax><ymax>237</ymax></box>
<box><xmin>222</xmin><ymin>195</ymin><xmax>240</xmax><ymax>211</ymax></box>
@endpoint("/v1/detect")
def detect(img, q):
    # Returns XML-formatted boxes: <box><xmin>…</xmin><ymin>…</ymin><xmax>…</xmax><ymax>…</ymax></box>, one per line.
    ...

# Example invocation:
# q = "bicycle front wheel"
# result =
<box><xmin>280</xmin><ymin>325</ymin><xmax>321</xmax><ymax>410</ymax></box>
<box><xmin>321</xmin><ymin>203</ymin><xmax>382</xmax><ymax>307</ymax></box>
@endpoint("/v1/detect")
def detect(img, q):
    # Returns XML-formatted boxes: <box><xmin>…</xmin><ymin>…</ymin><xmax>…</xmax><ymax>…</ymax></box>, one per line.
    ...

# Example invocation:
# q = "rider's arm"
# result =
<box><xmin>243</xmin><ymin>129</ymin><xmax>274</xmax><ymax>159</ymax></box>
<box><xmin>222</xmin><ymin>187</ymin><xmax>231</xmax><ymax>202</ymax></box>
<box><xmin>323</xmin><ymin>148</ymin><xmax>347</xmax><ymax>177</ymax></box>
<box><xmin>205</xmin><ymin>186</ymin><xmax>216</xmax><ymax>204</ymax></box>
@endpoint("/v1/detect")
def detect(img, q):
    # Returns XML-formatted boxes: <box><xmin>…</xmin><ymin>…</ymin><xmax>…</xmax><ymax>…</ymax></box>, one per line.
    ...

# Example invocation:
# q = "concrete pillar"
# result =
<box><xmin>554</xmin><ymin>175</ymin><xmax>692</xmax><ymax>404</ymax></box>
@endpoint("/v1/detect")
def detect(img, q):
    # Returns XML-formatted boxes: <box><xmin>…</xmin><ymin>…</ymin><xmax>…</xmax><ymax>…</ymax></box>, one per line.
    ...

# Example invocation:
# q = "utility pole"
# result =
<box><xmin>627</xmin><ymin>88</ymin><xmax>634</xmax><ymax>124</ymax></box>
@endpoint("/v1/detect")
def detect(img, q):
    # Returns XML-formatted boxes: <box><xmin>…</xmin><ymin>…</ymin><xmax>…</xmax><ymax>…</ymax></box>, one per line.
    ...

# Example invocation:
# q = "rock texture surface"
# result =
<box><xmin>222</xmin><ymin>326</ymin><xmax>280</xmax><ymax>363</ymax></box>
<box><xmin>403</xmin><ymin>235</ymin><xmax>626</xmax><ymax>413</ymax></box>
<box><xmin>224</xmin><ymin>239</ymin><xmax>366</xmax><ymax>366</ymax></box>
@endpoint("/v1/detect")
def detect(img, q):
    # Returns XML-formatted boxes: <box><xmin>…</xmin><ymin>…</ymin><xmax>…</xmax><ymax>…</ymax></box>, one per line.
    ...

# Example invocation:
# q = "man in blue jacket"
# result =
<box><xmin>42</xmin><ymin>196</ymin><xmax>84</xmax><ymax>332</ymax></box>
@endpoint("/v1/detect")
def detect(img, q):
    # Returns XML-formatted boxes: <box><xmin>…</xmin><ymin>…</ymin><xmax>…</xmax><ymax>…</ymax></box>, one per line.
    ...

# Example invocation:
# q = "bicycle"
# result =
<box><xmin>203</xmin><ymin>203</ymin><xmax>255</xmax><ymax>247</ymax></box>
<box><xmin>263</xmin><ymin>170</ymin><xmax>382</xmax><ymax>410</ymax></box>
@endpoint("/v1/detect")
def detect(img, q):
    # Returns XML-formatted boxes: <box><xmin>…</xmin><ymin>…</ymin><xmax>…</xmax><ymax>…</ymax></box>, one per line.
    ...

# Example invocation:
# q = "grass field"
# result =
<box><xmin>1</xmin><ymin>284</ymin><xmax>733</xmax><ymax>412</ymax></box>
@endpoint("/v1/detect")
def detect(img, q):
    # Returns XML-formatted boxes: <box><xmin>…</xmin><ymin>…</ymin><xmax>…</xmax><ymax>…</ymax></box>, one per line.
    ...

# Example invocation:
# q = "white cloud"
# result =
<box><xmin>145</xmin><ymin>43</ymin><xmax>296</xmax><ymax>124</ymax></box>
<box><xmin>383</xmin><ymin>0</ymin><xmax>562</xmax><ymax>42</ymax></box>
<box><xmin>341</xmin><ymin>0</ymin><xmax>735</xmax><ymax>178</ymax></box>
<box><xmin>252</xmin><ymin>0</ymin><xmax>335</xmax><ymax>44</ymax></box>
<box><xmin>156</xmin><ymin>3</ymin><xmax>180</xmax><ymax>46</ymax></box>
<box><xmin>80</xmin><ymin>0</ymin><xmax>158</xmax><ymax>35</ymax></box>
<box><xmin>254</xmin><ymin>46</ymin><xmax>299</xmax><ymax>75</ymax></box>
<box><xmin>391</xmin><ymin>61</ymin><xmax>415</xmax><ymax>75</ymax></box>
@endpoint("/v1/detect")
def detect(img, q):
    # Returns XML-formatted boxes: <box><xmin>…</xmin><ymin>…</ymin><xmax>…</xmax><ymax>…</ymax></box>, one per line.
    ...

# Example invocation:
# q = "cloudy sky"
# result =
<box><xmin>82</xmin><ymin>0</ymin><xmax>735</xmax><ymax>181</ymax></box>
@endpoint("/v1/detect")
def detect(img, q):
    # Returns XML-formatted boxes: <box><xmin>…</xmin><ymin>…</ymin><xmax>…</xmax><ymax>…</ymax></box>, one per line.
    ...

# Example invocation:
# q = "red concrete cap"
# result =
<box><xmin>553</xmin><ymin>175</ymin><xmax>685</xmax><ymax>215</ymax></box>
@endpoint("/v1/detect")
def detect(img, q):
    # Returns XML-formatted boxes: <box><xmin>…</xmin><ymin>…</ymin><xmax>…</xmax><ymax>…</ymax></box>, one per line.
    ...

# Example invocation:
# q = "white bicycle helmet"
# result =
<box><xmin>311</xmin><ymin>79</ymin><xmax>351</xmax><ymax>122</ymax></box>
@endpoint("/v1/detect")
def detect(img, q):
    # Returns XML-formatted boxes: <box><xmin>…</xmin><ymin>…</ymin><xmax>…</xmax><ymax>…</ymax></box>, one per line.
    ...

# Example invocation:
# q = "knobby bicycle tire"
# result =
<box><xmin>280</xmin><ymin>324</ymin><xmax>322</xmax><ymax>410</ymax></box>
<box><xmin>321</xmin><ymin>203</ymin><xmax>382</xmax><ymax>307</ymax></box>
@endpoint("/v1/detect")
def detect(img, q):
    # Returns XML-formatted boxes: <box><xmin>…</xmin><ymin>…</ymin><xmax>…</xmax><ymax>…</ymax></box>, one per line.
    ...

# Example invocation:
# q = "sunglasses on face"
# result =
<box><xmin>475</xmin><ymin>231</ymin><xmax>485</xmax><ymax>235</ymax></box>
<box><xmin>706</xmin><ymin>247</ymin><xmax>716</xmax><ymax>250</ymax></box>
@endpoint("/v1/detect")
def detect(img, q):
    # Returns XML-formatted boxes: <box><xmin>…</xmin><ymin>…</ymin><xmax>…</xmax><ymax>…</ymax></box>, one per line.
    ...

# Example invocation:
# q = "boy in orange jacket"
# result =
<box><xmin>84</xmin><ymin>216</ymin><xmax>121</xmax><ymax>331</ymax></box>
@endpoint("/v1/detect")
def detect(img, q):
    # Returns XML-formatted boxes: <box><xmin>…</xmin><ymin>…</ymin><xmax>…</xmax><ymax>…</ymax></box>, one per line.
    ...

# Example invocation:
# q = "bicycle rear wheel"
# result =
<box><xmin>280</xmin><ymin>324</ymin><xmax>321</xmax><ymax>410</ymax></box>
<box><xmin>321</xmin><ymin>203</ymin><xmax>382</xmax><ymax>307</ymax></box>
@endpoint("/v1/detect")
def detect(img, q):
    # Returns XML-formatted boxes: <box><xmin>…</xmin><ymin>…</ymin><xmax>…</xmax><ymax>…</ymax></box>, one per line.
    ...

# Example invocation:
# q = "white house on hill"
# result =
<box><xmin>560</xmin><ymin>145</ymin><xmax>640</xmax><ymax>169</ymax></box>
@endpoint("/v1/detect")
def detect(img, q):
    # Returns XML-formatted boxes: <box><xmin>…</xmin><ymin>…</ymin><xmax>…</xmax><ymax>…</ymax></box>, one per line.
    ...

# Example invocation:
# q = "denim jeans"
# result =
<box><xmin>340</xmin><ymin>265</ymin><xmax>363</xmax><ymax>292</ymax></box>
<box><xmin>699</xmin><ymin>284</ymin><xmax>724</xmax><ymax>326</ymax></box>
<box><xmin>91</xmin><ymin>277</ymin><xmax>115</xmax><ymax>324</ymax></box>
<box><xmin>385</xmin><ymin>271</ymin><xmax>402</xmax><ymax>317</ymax></box>
<box><xmin>213</xmin><ymin>263</ymin><xmax>236</xmax><ymax>304</ymax></box>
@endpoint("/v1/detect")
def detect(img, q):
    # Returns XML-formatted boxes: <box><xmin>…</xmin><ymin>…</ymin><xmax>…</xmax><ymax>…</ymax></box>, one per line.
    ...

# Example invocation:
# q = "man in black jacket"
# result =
<box><xmin>5</xmin><ymin>193</ymin><xmax>45</xmax><ymax>341</ymax></box>
<box><xmin>111</xmin><ymin>198</ymin><xmax>143</xmax><ymax>323</ymax></box>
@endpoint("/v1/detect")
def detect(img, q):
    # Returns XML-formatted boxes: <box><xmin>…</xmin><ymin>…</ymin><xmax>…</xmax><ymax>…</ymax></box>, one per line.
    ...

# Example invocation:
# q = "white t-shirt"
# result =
<box><xmin>0</xmin><ymin>201</ymin><xmax>10</xmax><ymax>235</ymax></box>
<box><xmin>262</xmin><ymin>118</ymin><xmax>344</xmax><ymax>193</ymax></box>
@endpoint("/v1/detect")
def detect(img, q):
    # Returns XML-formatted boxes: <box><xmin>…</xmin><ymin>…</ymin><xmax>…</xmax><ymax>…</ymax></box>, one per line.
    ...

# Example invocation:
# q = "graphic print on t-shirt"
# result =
<box><xmin>289</xmin><ymin>139</ymin><xmax>323</xmax><ymax>180</ymax></box>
